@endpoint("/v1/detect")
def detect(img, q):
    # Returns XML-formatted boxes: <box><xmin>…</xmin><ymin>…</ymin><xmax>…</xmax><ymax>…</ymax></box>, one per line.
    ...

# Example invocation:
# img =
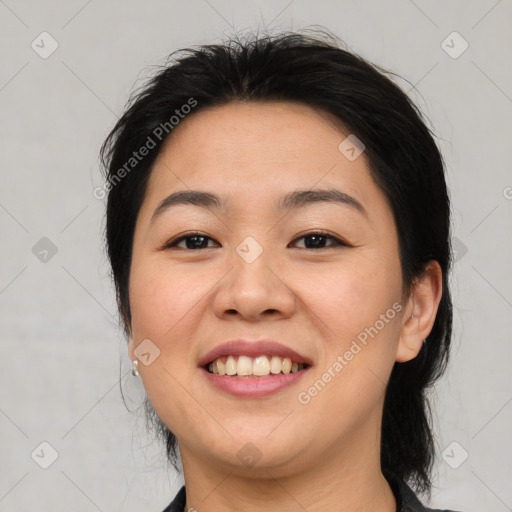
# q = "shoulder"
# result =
<box><xmin>402</xmin><ymin>484</ymin><xmax>461</xmax><ymax>511</ymax></box>
<box><xmin>424</xmin><ymin>509</ymin><xmax>463</xmax><ymax>512</ymax></box>
<box><xmin>418</xmin><ymin>506</ymin><xmax>463</xmax><ymax>512</ymax></box>
<box><xmin>160</xmin><ymin>480</ymin><xmax>464</xmax><ymax>512</ymax></box>
<box><xmin>161</xmin><ymin>484</ymin><xmax>186</xmax><ymax>512</ymax></box>
<box><xmin>384</xmin><ymin>470</ymin><xmax>464</xmax><ymax>512</ymax></box>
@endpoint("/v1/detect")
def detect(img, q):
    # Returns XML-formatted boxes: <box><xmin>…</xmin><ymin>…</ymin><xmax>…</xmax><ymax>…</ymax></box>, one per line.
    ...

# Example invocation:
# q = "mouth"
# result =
<box><xmin>204</xmin><ymin>354</ymin><xmax>310</xmax><ymax>377</ymax></box>
<box><xmin>198</xmin><ymin>339</ymin><xmax>312</xmax><ymax>397</ymax></box>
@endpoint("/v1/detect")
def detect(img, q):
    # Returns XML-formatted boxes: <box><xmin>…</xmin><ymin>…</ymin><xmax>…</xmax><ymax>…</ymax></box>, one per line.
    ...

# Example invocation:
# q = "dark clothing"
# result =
<box><xmin>162</xmin><ymin>471</ymin><xmax>461</xmax><ymax>512</ymax></box>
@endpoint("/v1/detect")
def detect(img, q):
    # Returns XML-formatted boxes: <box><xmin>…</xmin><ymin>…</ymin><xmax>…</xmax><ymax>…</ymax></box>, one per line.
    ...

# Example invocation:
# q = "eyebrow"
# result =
<box><xmin>150</xmin><ymin>188</ymin><xmax>367</xmax><ymax>225</ymax></box>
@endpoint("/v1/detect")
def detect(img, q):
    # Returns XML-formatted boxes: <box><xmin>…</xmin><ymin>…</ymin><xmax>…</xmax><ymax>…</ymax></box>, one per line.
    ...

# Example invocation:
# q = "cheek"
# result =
<box><xmin>128</xmin><ymin>260</ymin><xmax>209</xmax><ymax>429</ymax></box>
<box><xmin>129</xmin><ymin>259</ymin><xmax>208</xmax><ymax>341</ymax></box>
<box><xmin>294</xmin><ymin>255</ymin><xmax>402</xmax><ymax>411</ymax></box>
<box><xmin>299</xmin><ymin>254</ymin><xmax>402</xmax><ymax>343</ymax></box>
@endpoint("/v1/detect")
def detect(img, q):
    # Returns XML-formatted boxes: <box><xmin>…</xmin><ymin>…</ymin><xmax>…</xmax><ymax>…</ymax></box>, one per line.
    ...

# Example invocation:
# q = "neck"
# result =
<box><xmin>179</xmin><ymin>418</ymin><xmax>396</xmax><ymax>512</ymax></box>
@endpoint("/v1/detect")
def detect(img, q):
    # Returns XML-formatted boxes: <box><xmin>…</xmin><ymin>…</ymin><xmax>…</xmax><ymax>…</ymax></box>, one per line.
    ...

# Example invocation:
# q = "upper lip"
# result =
<box><xmin>198</xmin><ymin>339</ymin><xmax>313</xmax><ymax>367</ymax></box>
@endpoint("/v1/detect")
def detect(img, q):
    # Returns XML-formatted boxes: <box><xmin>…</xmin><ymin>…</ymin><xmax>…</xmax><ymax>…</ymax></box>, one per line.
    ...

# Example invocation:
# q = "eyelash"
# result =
<box><xmin>163</xmin><ymin>231</ymin><xmax>350</xmax><ymax>250</ymax></box>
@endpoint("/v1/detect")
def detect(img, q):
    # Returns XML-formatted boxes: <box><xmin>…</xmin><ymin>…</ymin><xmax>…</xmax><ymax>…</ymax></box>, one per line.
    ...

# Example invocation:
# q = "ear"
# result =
<box><xmin>127</xmin><ymin>336</ymin><xmax>136</xmax><ymax>362</ymax></box>
<box><xmin>396</xmin><ymin>260</ymin><xmax>443</xmax><ymax>363</ymax></box>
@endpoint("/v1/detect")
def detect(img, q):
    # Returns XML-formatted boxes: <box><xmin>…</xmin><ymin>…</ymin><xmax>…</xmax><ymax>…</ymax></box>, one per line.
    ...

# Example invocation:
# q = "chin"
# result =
<box><xmin>224</xmin><ymin>434</ymin><xmax>306</xmax><ymax>469</ymax></box>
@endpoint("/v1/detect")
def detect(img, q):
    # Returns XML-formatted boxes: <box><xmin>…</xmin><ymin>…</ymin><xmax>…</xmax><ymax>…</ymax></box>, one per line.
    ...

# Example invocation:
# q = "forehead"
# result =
<box><xmin>138</xmin><ymin>101</ymin><xmax>389</xmax><ymax>223</ymax></box>
<box><xmin>157</xmin><ymin>100</ymin><xmax>352</xmax><ymax>171</ymax></box>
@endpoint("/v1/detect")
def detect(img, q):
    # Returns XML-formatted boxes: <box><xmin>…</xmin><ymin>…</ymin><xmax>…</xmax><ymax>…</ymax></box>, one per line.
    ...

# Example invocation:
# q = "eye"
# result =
<box><xmin>162</xmin><ymin>230</ymin><xmax>349</xmax><ymax>251</ymax></box>
<box><xmin>288</xmin><ymin>231</ymin><xmax>349</xmax><ymax>249</ymax></box>
<box><xmin>163</xmin><ymin>232</ymin><xmax>220</xmax><ymax>250</ymax></box>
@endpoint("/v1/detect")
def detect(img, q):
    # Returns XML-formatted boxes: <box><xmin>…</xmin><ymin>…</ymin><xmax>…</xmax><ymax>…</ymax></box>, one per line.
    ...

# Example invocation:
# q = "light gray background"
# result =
<box><xmin>1</xmin><ymin>1</ymin><xmax>511</xmax><ymax>511</ymax></box>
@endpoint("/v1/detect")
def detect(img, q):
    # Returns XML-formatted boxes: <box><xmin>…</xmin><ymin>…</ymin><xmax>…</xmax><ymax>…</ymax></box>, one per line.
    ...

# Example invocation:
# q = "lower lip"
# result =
<box><xmin>200</xmin><ymin>367</ymin><xmax>310</xmax><ymax>398</ymax></box>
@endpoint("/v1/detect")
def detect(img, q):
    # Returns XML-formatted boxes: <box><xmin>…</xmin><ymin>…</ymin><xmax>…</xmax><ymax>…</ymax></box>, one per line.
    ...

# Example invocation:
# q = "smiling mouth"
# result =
<box><xmin>205</xmin><ymin>354</ymin><xmax>310</xmax><ymax>377</ymax></box>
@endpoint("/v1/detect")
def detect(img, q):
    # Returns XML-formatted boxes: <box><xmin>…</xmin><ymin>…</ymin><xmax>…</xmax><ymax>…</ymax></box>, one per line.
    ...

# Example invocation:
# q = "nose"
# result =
<box><xmin>212</xmin><ymin>243</ymin><xmax>296</xmax><ymax>322</ymax></box>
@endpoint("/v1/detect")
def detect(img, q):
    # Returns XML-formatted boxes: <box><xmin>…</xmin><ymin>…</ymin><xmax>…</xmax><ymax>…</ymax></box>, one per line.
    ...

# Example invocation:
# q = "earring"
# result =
<box><xmin>131</xmin><ymin>359</ymin><xmax>139</xmax><ymax>376</ymax></box>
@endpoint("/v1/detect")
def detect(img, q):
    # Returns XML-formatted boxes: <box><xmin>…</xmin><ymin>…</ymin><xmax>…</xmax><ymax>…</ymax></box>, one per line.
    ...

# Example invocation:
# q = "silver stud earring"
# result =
<box><xmin>131</xmin><ymin>359</ymin><xmax>139</xmax><ymax>376</ymax></box>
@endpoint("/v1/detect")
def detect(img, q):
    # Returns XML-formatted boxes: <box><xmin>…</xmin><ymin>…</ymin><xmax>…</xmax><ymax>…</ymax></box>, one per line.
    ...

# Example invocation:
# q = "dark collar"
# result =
<box><xmin>162</xmin><ymin>472</ymin><xmax>457</xmax><ymax>512</ymax></box>
<box><xmin>384</xmin><ymin>470</ymin><xmax>431</xmax><ymax>511</ymax></box>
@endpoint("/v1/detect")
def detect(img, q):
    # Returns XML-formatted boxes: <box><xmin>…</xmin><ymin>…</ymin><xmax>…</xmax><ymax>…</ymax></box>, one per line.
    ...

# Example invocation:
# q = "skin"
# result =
<box><xmin>127</xmin><ymin>101</ymin><xmax>443</xmax><ymax>512</ymax></box>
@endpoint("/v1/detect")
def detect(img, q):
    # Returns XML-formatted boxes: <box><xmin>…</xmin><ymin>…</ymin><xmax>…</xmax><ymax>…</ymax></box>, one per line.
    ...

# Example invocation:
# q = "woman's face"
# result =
<box><xmin>128</xmin><ymin>101</ymin><xmax>409</xmax><ymax>476</ymax></box>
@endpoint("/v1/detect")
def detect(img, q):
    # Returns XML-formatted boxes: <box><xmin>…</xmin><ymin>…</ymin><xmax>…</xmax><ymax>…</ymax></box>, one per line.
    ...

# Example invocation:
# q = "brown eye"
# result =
<box><xmin>289</xmin><ymin>232</ymin><xmax>348</xmax><ymax>249</ymax></box>
<box><xmin>163</xmin><ymin>231</ymin><xmax>349</xmax><ymax>251</ymax></box>
<box><xmin>164</xmin><ymin>232</ymin><xmax>220</xmax><ymax>250</ymax></box>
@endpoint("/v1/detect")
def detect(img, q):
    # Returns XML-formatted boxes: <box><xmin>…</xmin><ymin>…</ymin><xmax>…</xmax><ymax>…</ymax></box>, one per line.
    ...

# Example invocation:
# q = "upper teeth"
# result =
<box><xmin>207</xmin><ymin>355</ymin><xmax>306</xmax><ymax>376</ymax></box>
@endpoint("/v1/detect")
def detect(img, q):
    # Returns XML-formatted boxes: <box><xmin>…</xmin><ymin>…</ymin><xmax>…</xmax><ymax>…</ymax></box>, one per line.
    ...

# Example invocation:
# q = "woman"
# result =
<box><xmin>100</xmin><ymin>29</ymin><xmax>461</xmax><ymax>512</ymax></box>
